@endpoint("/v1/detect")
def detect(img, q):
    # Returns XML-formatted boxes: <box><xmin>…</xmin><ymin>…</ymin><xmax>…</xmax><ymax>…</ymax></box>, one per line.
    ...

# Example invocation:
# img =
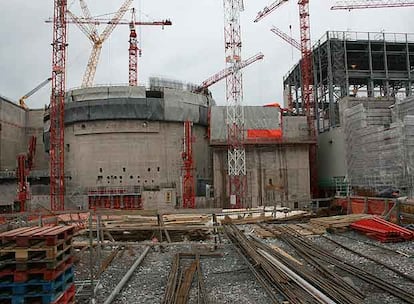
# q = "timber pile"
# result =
<box><xmin>91</xmin><ymin>214</ymin><xmax>211</xmax><ymax>230</ymax></box>
<box><xmin>221</xmin><ymin>211</ymin><xmax>308</xmax><ymax>225</ymax></box>
<box><xmin>310</xmin><ymin>214</ymin><xmax>373</xmax><ymax>230</ymax></box>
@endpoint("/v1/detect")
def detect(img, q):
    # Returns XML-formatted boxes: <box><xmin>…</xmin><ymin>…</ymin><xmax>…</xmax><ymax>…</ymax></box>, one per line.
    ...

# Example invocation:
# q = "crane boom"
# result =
<box><xmin>19</xmin><ymin>77</ymin><xmax>52</xmax><ymax>108</ymax></box>
<box><xmin>331</xmin><ymin>0</ymin><xmax>414</xmax><ymax>9</ymax></box>
<box><xmin>254</xmin><ymin>0</ymin><xmax>289</xmax><ymax>22</ymax></box>
<box><xmin>196</xmin><ymin>53</ymin><xmax>264</xmax><ymax>92</ymax></box>
<box><xmin>46</xmin><ymin>18</ymin><xmax>173</xmax><ymax>26</ymax></box>
<box><xmin>270</xmin><ymin>26</ymin><xmax>301</xmax><ymax>51</ymax></box>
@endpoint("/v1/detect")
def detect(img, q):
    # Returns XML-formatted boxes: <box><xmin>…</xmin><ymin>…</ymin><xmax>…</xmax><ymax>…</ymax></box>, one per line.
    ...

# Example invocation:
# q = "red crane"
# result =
<box><xmin>129</xmin><ymin>8</ymin><xmax>140</xmax><ymax>86</ymax></box>
<box><xmin>16</xmin><ymin>136</ymin><xmax>37</xmax><ymax>212</ymax></box>
<box><xmin>51</xmin><ymin>8</ymin><xmax>172</xmax><ymax>87</ymax></box>
<box><xmin>224</xmin><ymin>0</ymin><xmax>247</xmax><ymax>208</ymax></box>
<box><xmin>195</xmin><ymin>53</ymin><xmax>264</xmax><ymax>93</ymax></box>
<box><xmin>331</xmin><ymin>0</ymin><xmax>414</xmax><ymax>10</ymax></box>
<box><xmin>50</xmin><ymin>0</ymin><xmax>68</xmax><ymax>211</ymax></box>
<box><xmin>255</xmin><ymin>0</ymin><xmax>318</xmax><ymax>198</ymax></box>
<box><xmin>182</xmin><ymin>121</ymin><xmax>195</xmax><ymax>208</ymax></box>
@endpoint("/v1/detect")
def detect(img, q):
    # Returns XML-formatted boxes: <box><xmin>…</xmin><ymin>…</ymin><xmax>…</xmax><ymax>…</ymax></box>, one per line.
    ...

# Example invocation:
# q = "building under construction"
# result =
<box><xmin>0</xmin><ymin>1</ymin><xmax>414</xmax><ymax>304</ymax></box>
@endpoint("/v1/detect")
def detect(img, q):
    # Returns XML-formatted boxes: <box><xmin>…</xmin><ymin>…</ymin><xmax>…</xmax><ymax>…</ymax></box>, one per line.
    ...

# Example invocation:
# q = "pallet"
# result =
<box><xmin>0</xmin><ymin>239</ymin><xmax>72</xmax><ymax>262</ymax></box>
<box><xmin>0</xmin><ymin>267</ymin><xmax>73</xmax><ymax>295</ymax></box>
<box><xmin>0</xmin><ymin>226</ymin><xmax>75</xmax><ymax>247</ymax></box>
<box><xmin>0</xmin><ymin>257</ymin><xmax>73</xmax><ymax>284</ymax></box>
<box><xmin>0</xmin><ymin>248</ymin><xmax>73</xmax><ymax>272</ymax></box>
<box><xmin>0</xmin><ymin>282</ymin><xmax>73</xmax><ymax>304</ymax></box>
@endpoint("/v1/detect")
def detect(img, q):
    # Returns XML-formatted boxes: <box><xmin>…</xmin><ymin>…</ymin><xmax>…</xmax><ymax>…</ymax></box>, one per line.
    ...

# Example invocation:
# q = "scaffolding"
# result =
<box><xmin>342</xmin><ymin>97</ymin><xmax>414</xmax><ymax>196</ymax></box>
<box><xmin>284</xmin><ymin>31</ymin><xmax>414</xmax><ymax>132</ymax></box>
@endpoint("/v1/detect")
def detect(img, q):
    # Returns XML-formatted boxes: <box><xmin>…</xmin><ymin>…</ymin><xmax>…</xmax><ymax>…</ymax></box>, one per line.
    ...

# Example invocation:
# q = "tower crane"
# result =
<box><xmin>60</xmin><ymin>0</ymin><xmax>172</xmax><ymax>87</ymax></box>
<box><xmin>129</xmin><ymin>8</ymin><xmax>140</xmax><ymax>86</ymax></box>
<box><xmin>50</xmin><ymin>0</ymin><xmax>67</xmax><ymax>211</ymax></box>
<box><xmin>67</xmin><ymin>0</ymin><xmax>133</xmax><ymax>88</ymax></box>
<box><xmin>331</xmin><ymin>0</ymin><xmax>414</xmax><ymax>10</ymax></box>
<box><xmin>15</xmin><ymin>136</ymin><xmax>37</xmax><ymax>212</ymax></box>
<box><xmin>195</xmin><ymin>53</ymin><xmax>264</xmax><ymax>93</ymax></box>
<box><xmin>223</xmin><ymin>0</ymin><xmax>247</xmax><ymax>208</ymax></box>
<box><xmin>19</xmin><ymin>77</ymin><xmax>52</xmax><ymax>109</ymax></box>
<box><xmin>255</xmin><ymin>0</ymin><xmax>318</xmax><ymax>198</ymax></box>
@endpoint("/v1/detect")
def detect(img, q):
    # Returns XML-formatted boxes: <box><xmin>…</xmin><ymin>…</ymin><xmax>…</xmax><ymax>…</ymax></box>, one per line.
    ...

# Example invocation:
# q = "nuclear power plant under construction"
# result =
<box><xmin>0</xmin><ymin>1</ymin><xmax>414</xmax><ymax>303</ymax></box>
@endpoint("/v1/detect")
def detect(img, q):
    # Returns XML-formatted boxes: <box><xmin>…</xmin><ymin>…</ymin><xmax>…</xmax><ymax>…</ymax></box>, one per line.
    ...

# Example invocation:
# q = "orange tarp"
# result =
<box><xmin>247</xmin><ymin>129</ymin><xmax>282</xmax><ymax>139</ymax></box>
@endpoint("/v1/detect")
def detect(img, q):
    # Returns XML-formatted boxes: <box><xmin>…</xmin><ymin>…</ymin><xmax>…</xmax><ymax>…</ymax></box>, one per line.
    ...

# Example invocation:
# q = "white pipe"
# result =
<box><xmin>103</xmin><ymin>246</ymin><xmax>150</xmax><ymax>304</ymax></box>
<box><xmin>257</xmin><ymin>249</ymin><xmax>337</xmax><ymax>304</ymax></box>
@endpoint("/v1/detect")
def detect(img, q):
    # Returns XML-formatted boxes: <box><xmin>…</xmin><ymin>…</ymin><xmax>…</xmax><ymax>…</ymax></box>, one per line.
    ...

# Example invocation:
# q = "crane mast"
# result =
<box><xmin>224</xmin><ymin>0</ymin><xmax>246</xmax><ymax>208</ymax></box>
<box><xmin>129</xmin><ymin>8</ymin><xmax>139</xmax><ymax>86</ymax></box>
<box><xmin>50</xmin><ymin>0</ymin><xmax>67</xmax><ymax>211</ymax></box>
<box><xmin>255</xmin><ymin>0</ymin><xmax>318</xmax><ymax>197</ymax></box>
<box><xmin>331</xmin><ymin>0</ymin><xmax>414</xmax><ymax>9</ymax></box>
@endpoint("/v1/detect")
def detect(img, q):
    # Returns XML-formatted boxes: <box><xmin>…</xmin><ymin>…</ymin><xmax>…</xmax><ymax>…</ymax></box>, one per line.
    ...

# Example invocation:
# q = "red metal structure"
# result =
<box><xmin>224</xmin><ymin>0</ymin><xmax>247</xmax><ymax>208</ymax></box>
<box><xmin>55</xmin><ymin>6</ymin><xmax>171</xmax><ymax>87</ymax></box>
<box><xmin>88</xmin><ymin>187</ymin><xmax>143</xmax><ymax>210</ymax></box>
<box><xmin>196</xmin><ymin>53</ymin><xmax>264</xmax><ymax>93</ymax></box>
<box><xmin>129</xmin><ymin>8</ymin><xmax>140</xmax><ymax>86</ymax></box>
<box><xmin>255</xmin><ymin>0</ymin><xmax>318</xmax><ymax>198</ymax></box>
<box><xmin>331</xmin><ymin>0</ymin><xmax>414</xmax><ymax>10</ymax></box>
<box><xmin>182</xmin><ymin>121</ymin><xmax>195</xmax><ymax>208</ymax></box>
<box><xmin>50</xmin><ymin>0</ymin><xmax>67</xmax><ymax>211</ymax></box>
<box><xmin>16</xmin><ymin>136</ymin><xmax>37</xmax><ymax>212</ymax></box>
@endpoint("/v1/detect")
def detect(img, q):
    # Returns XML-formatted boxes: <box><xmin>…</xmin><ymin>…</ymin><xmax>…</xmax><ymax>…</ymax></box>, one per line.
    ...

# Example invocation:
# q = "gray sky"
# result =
<box><xmin>0</xmin><ymin>1</ymin><xmax>412</xmax><ymax>108</ymax></box>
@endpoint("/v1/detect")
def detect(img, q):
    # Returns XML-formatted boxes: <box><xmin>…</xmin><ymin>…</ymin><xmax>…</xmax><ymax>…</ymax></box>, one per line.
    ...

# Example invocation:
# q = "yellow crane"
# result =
<box><xmin>19</xmin><ymin>77</ymin><xmax>52</xmax><ymax>109</ymax></box>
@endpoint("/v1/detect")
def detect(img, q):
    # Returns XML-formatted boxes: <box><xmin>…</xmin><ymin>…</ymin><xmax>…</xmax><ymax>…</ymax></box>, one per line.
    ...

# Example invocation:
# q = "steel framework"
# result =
<box><xmin>224</xmin><ymin>0</ymin><xmax>246</xmax><ymax>208</ymax></box>
<box><xmin>129</xmin><ymin>8</ymin><xmax>139</xmax><ymax>86</ymax></box>
<box><xmin>50</xmin><ymin>0</ymin><xmax>67</xmax><ymax>211</ymax></box>
<box><xmin>182</xmin><ymin>121</ymin><xmax>195</xmax><ymax>208</ymax></box>
<box><xmin>284</xmin><ymin>31</ymin><xmax>414</xmax><ymax>131</ymax></box>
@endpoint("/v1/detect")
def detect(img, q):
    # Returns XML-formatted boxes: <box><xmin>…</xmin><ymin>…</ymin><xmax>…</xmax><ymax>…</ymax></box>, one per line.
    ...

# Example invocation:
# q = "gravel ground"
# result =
<box><xmin>112</xmin><ymin>242</ymin><xmax>272</xmax><ymax>304</ymax></box>
<box><xmin>309</xmin><ymin>231</ymin><xmax>414</xmax><ymax>304</ymax></box>
<box><xmin>73</xmin><ymin>226</ymin><xmax>414</xmax><ymax>304</ymax></box>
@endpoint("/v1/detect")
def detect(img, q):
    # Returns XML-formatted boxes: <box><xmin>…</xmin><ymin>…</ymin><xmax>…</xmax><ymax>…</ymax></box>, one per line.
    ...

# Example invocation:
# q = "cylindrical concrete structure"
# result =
<box><xmin>44</xmin><ymin>85</ymin><xmax>214</xmax><ymax>210</ymax></box>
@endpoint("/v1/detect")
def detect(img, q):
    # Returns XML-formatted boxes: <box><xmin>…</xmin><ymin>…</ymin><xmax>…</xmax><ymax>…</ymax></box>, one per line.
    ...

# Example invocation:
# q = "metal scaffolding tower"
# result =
<box><xmin>223</xmin><ymin>0</ymin><xmax>246</xmax><ymax>208</ymax></box>
<box><xmin>50</xmin><ymin>0</ymin><xmax>68</xmax><ymax>211</ymax></box>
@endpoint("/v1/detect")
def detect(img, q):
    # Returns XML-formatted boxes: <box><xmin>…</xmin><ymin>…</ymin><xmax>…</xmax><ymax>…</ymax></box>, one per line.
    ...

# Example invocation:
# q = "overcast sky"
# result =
<box><xmin>0</xmin><ymin>1</ymin><xmax>412</xmax><ymax>108</ymax></box>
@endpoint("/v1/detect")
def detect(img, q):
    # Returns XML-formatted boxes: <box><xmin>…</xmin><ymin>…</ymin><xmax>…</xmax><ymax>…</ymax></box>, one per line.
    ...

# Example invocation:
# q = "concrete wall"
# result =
<box><xmin>0</xmin><ymin>97</ymin><xmax>25</xmax><ymax>170</ymax></box>
<box><xmin>26</xmin><ymin>110</ymin><xmax>49</xmax><ymax>172</ymax></box>
<box><xmin>64</xmin><ymin>119</ymin><xmax>212</xmax><ymax>198</ymax></box>
<box><xmin>317</xmin><ymin>127</ymin><xmax>347</xmax><ymax>181</ymax></box>
<box><xmin>213</xmin><ymin>144</ymin><xmax>311</xmax><ymax>208</ymax></box>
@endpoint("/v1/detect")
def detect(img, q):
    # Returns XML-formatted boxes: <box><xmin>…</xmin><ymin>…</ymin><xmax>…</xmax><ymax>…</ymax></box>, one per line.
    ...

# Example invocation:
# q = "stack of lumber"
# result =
<box><xmin>94</xmin><ymin>214</ymin><xmax>211</xmax><ymax>230</ymax></box>
<box><xmin>310</xmin><ymin>214</ymin><xmax>373</xmax><ymax>230</ymax></box>
<box><xmin>0</xmin><ymin>226</ymin><xmax>75</xmax><ymax>304</ymax></box>
<box><xmin>351</xmin><ymin>216</ymin><xmax>414</xmax><ymax>242</ymax></box>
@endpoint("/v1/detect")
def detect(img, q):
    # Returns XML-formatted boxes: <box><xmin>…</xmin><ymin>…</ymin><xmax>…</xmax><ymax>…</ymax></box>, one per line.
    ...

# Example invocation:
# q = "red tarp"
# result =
<box><xmin>247</xmin><ymin>129</ymin><xmax>282</xmax><ymax>139</ymax></box>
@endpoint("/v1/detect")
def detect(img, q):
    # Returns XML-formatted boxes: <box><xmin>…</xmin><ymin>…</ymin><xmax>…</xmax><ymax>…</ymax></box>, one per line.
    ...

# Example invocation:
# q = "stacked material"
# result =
<box><xmin>351</xmin><ymin>217</ymin><xmax>414</xmax><ymax>242</ymax></box>
<box><xmin>342</xmin><ymin>97</ymin><xmax>414</xmax><ymax>195</ymax></box>
<box><xmin>0</xmin><ymin>226</ymin><xmax>75</xmax><ymax>304</ymax></box>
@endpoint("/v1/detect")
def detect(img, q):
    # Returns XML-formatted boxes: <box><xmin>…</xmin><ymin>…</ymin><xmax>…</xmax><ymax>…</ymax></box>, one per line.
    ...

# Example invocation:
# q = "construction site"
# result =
<box><xmin>0</xmin><ymin>0</ymin><xmax>414</xmax><ymax>303</ymax></box>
